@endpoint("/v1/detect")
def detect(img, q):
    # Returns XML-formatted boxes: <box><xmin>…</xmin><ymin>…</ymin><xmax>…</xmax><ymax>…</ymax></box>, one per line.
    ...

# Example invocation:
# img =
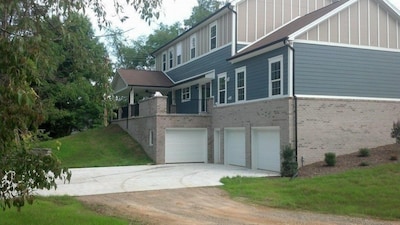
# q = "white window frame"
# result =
<box><xmin>149</xmin><ymin>130</ymin><xmax>154</xmax><ymax>146</ymax></box>
<box><xmin>162</xmin><ymin>52</ymin><xmax>167</xmax><ymax>71</ymax></box>
<box><xmin>176</xmin><ymin>42</ymin><xmax>182</xmax><ymax>65</ymax></box>
<box><xmin>169</xmin><ymin>48</ymin><xmax>174</xmax><ymax>69</ymax></box>
<box><xmin>190</xmin><ymin>34</ymin><xmax>196</xmax><ymax>59</ymax></box>
<box><xmin>217</xmin><ymin>73</ymin><xmax>227</xmax><ymax>104</ymax></box>
<box><xmin>268</xmin><ymin>55</ymin><xmax>283</xmax><ymax>97</ymax></box>
<box><xmin>210</xmin><ymin>21</ymin><xmax>217</xmax><ymax>50</ymax></box>
<box><xmin>235</xmin><ymin>67</ymin><xmax>246</xmax><ymax>102</ymax></box>
<box><xmin>181</xmin><ymin>87</ymin><xmax>191</xmax><ymax>102</ymax></box>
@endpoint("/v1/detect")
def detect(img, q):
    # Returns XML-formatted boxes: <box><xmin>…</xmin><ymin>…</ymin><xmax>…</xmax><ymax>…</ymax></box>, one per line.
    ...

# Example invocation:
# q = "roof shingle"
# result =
<box><xmin>117</xmin><ymin>69</ymin><xmax>174</xmax><ymax>88</ymax></box>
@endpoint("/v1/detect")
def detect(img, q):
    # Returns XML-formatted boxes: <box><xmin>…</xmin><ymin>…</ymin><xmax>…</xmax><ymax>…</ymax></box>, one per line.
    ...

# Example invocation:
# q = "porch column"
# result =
<box><xmin>128</xmin><ymin>88</ymin><xmax>134</xmax><ymax>117</ymax></box>
<box><xmin>129</xmin><ymin>88</ymin><xmax>135</xmax><ymax>105</ymax></box>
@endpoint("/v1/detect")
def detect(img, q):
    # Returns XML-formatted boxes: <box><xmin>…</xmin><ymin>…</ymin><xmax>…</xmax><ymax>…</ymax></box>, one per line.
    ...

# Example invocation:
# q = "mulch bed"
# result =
<box><xmin>298</xmin><ymin>143</ymin><xmax>400</xmax><ymax>178</ymax></box>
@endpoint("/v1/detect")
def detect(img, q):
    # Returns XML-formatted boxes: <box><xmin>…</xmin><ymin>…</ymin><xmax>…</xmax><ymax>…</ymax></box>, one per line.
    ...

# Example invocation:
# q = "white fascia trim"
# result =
<box><xmin>293</xmin><ymin>39</ymin><xmax>400</xmax><ymax>53</ymax></box>
<box><xmin>288</xmin><ymin>0</ymin><xmax>358</xmax><ymax>40</ymax></box>
<box><xmin>229</xmin><ymin>41</ymin><xmax>285</xmax><ymax>64</ymax></box>
<box><xmin>383</xmin><ymin>0</ymin><xmax>400</xmax><ymax>17</ymax></box>
<box><xmin>296</xmin><ymin>94</ymin><xmax>400</xmax><ymax>102</ymax></box>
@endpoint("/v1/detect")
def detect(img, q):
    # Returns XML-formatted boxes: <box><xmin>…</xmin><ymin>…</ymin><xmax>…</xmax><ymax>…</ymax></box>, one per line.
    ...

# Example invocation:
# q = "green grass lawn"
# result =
<box><xmin>221</xmin><ymin>163</ymin><xmax>400</xmax><ymax>220</ymax></box>
<box><xmin>38</xmin><ymin>124</ymin><xmax>152</xmax><ymax>168</ymax></box>
<box><xmin>2</xmin><ymin>196</ymin><xmax>135</xmax><ymax>225</ymax></box>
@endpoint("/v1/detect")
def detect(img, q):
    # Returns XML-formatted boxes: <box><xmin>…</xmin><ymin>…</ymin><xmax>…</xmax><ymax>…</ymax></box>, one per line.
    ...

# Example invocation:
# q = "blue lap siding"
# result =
<box><xmin>233</xmin><ymin>47</ymin><xmax>289</xmax><ymax>100</ymax></box>
<box><xmin>295</xmin><ymin>43</ymin><xmax>400</xmax><ymax>99</ymax></box>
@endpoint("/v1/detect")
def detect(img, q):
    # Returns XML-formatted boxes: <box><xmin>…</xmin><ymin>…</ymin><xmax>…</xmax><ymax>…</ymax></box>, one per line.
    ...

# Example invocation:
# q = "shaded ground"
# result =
<box><xmin>78</xmin><ymin>144</ymin><xmax>400</xmax><ymax>225</ymax></box>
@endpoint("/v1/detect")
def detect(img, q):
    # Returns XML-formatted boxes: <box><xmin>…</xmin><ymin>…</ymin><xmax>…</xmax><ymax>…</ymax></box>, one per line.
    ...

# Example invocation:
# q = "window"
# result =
<box><xmin>217</xmin><ymin>73</ymin><xmax>227</xmax><ymax>104</ymax></box>
<box><xmin>268</xmin><ymin>55</ymin><xmax>283</xmax><ymax>97</ymax></box>
<box><xmin>190</xmin><ymin>34</ymin><xmax>196</xmax><ymax>59</ymax></box>
<box><xmin>181</xmin><ymin>87</ymin><xmax>191</xmax><ymax>102</ymax></box>
<box><xmin>235</xmin><ymin>67</ymin><xmax>246</xmax><ymax>101</ymax></box>
<box><xmin>176</xmin><ymin>43</ymin><xmax>182</xmax><ymax>65</ymax></box>
<box><xmin>169</xmin><ymin>48</ymin><xmax>174</xmax><ymax>69</ymax></box>
<box><xmin>162</xmin><ymin>52</ymin><xmax>167</xmax><ymax>71</ymax></box>
<box><xmin>210</xmin><ymin>22</ymin><xmax>217</xmax><ymax>50</ymax></box>
<box><xmin>149</xmin><ymin>130</ymin><xmax>153</xmax><ymax>146</ymax></box>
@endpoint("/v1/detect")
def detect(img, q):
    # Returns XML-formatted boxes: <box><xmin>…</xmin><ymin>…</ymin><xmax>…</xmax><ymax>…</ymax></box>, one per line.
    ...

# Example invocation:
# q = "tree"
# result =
<box><xmin>111</xmin><ymin>22</ymin><xmax>182</xmax><ymax>69</ymax></box>
<box><xmin>37</xmin><ymin>13</ymin><xmax>113</xmax><ymax>138</ymax></box>
<box><xmin>0</xmin><ymin>0</ymin><xmax>162</xmax><ymax>210</ymax></box>
<box><xmin>184</xmin><ymin>0</ymin><xmax>228</xmax><ymax>28</ymax></box>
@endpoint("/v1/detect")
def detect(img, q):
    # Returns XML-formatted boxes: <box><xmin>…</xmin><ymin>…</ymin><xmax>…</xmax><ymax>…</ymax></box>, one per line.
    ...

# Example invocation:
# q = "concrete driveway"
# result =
<box><xmin>36</xmin><ymin>164</ymin><xmax>279</xmax><ymax>196</ymax></box>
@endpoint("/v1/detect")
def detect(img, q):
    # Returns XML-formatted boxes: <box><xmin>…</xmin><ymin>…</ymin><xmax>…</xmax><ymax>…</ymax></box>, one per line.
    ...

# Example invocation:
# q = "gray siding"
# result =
<box><xmin>166</xmin><ymin>45</ymin><xmax>233</xmax><ymax>82</ymax></box>
<box><xmin>295</xmin><ymin>43</ymin><xmax>400</xmax><ymax>98</ymax></box>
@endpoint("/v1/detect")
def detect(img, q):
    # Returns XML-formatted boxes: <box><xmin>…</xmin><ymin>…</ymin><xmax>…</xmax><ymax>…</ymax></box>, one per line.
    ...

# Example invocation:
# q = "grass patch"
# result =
<box><xmin>221</xmin><ymin>163</ymin><xmax>400</xmax><ymax>220</ymax></box>
<box><xmin>1</xmin><ymin>196</ymin><xmax>133</xmax><ymax>225</ymax></box>
<box><xmin>38</xmin><ymin>125</ymin><xmax>152</xmax><ymax>168</ymax></box>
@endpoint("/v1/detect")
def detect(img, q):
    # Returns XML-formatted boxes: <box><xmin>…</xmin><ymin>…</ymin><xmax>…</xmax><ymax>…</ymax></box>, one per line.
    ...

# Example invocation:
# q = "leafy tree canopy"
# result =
<box><xmin>111</xmin><ymin>22</ymin><xmax>182</xmax><ymax>69</ymax></box>
<box><xmin>184</xmin><ymin>0</ymin><xmax>228</xmax><ymax>28</ymax></box>
<box><xmin>0</xmin><ymin>0</ymin><xmax>162</xmax><ymax>210</ymax></box>
<box><xmin>37</xmin><ymin>13</ymin><xmax>113</xmax><ymax>138</ymax></box>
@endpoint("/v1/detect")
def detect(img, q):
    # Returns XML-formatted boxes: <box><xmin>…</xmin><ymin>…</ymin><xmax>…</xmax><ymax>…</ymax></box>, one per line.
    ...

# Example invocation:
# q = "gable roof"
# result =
<box><xmin>228</xmin><ymin>0</ymin><xmax>353</xmax><ymax>62</ymax></box>
<box><xmin>117</xmin><ymin>69</ymin><xmax>174</xmax><ymax>88</ymax></box>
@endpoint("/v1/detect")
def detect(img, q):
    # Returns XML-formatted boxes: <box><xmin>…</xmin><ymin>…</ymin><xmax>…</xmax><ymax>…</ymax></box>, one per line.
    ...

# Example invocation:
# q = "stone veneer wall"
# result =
<box><xmin>297</xmin><ymin>98</ymin><xmax>400</xmax><ymax>165</ymax></box>
<box><xmin>211</xmin><ymin>98</ymin><xmax>293</xmax><ymax>168</ymax></box>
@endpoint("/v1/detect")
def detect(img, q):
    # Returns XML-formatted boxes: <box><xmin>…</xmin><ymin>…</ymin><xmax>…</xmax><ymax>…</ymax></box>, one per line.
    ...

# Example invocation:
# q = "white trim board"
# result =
<box><xmin>293</xmin><ymin>39</ymin><xmax>400</xmax><ymax>53</ymax></box>
<box><xmin>295</xmin><ymin>94</ymin><xmax>400</xmax><ymax>102</ymax></box>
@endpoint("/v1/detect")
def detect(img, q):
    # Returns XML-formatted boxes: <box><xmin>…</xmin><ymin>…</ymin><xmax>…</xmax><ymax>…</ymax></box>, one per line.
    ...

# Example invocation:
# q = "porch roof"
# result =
<box><xmin>117</xmin><ymin>69</ymin><xmax>174</xmax><ymax>88</ymax></box>
<box><xmin>112</xmin><ymin>69</ymin><xmax>174</xmax><ymax>96</ymax></box>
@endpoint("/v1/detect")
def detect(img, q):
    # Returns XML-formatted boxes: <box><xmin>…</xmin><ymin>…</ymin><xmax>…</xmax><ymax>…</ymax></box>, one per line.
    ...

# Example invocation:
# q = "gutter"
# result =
<box><xmin>227</xmin><ymin>4</ymin><xmax>237</xmax><ymax>56</ymax></box>
<box><xmin>284</xmin><ymin>39</ymin><xmax>298</xmax><ymax>165</ymax></box>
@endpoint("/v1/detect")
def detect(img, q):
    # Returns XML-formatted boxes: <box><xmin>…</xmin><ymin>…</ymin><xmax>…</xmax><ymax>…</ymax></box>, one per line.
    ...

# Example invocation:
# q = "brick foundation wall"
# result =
<box><xmin>211</xmin><ymin>98</ymin><xmax>293</xmax><ymax>167</ymax></box>
<box><xmin>297</xmin><ymin>98</ymin><xmax>400</xmax><ymax>166</ymax></box>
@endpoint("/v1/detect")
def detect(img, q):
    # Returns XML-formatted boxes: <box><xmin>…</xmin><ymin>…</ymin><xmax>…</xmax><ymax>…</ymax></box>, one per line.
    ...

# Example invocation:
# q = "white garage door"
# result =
<box><xmin>165</xmin><ymin>128</ymin><xmax>207</xmax><ymax>163</ymax></box>
<box><xmin>251</xmin><ymin>127</ymin><xmax>281</xmax><ymax>172</ymax></box>
<box><xmin>224</xmin><ymin>128</ymin><xmax>246</xmax><ymax>167</ymax></box>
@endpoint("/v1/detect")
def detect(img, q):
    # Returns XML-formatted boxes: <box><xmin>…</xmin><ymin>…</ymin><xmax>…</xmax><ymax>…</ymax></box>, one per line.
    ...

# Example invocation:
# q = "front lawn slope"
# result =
<box><xmin>39</xmin><ymin>124</ymin><xmax>152</xmax><ymax>168</ymax></box>
<box><xmin>221</xmin><ymin>163</ymin><xmax>400</xmax><ymax>220</ymax></box>
<box><xmin>2</xmin><ymin>196</ymin><xmax>130</xmax><ymax>225</ymax></box>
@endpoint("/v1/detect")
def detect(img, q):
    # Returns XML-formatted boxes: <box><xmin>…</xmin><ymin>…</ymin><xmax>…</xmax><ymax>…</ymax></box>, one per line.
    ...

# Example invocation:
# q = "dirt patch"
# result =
<box><xmin>77</xmin><ymin>144</ymin><xmax>400</xmax><ymax>225</ymax></box>
<box><xmin>299</xmin><ymin>144</ymin><xmax>400</xmax><ymax>177</ymax></box>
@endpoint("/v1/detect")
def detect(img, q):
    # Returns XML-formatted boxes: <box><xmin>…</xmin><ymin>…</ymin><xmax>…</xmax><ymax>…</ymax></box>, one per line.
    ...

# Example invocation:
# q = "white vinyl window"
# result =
<box><xmin>235</xmin><ymin>67</ymin><xmax>246</xmax><ymax>102</ymax></box>
<box><xmin>162</xmin><ymin>52</ymin><xmax>167</xmax><ymax>71</ymax></box>
<box><xmin>190</xmin><ymin>34</ymin><xmax>196</xmax><ymax>59</ymax></box>
<box><xmin>268</xmin><ymin>55</ymin><xmax>283</xmax><ymax>97</ymax></box>
<box><xmin>181</xmin><ymin>87</ymin><xmax>191</xmax><ymax>102</ymax></box>
<box><xmin>176</xmin><ymin>43</ymin><xmax>182</xmax><ymax>65</ymax></box>
<box><xmin>217</xmin><ymin>73</ymin><xmax>227</xmax><ymax>104</ymax></box>
<box><xmin>210</xmin><ymin>22</ymin><xmax>217</xmax><ymax>50</ymax></box>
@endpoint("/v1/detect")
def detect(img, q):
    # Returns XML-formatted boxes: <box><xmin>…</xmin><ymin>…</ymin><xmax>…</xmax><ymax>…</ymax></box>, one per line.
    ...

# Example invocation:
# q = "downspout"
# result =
<box><xmin>284</xmin><ymin>39</ymin><xmax>298</xmax><ymax>165</ymax></box>
<box><xmin>227</xmin><ymin>4</ymin><xmax>238</xmax><ymax>55</ymax></box>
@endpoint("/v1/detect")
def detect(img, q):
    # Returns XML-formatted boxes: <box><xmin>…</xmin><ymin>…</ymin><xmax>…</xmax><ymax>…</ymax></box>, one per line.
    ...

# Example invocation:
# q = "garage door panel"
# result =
<box><xmin>165</xmin><ymin>129</ymin><xmax>207</xmax><ymax>163</ymax></box>
<box><xmin>225</xmin><ymin>128</ymin><xmax>246</xmax><ymax>167</ymax></box>
<box><xmin>252</xmin><ymin>127</ymin><xmax>281</xmax><ymax>172</ymax></box>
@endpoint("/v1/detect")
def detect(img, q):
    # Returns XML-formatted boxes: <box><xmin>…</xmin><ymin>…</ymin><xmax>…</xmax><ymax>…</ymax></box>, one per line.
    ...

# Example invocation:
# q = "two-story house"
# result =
<box><xmin>112</xmin><ymin>0</ymin><xmax>400</xmax><ymax>172</ymax></box>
